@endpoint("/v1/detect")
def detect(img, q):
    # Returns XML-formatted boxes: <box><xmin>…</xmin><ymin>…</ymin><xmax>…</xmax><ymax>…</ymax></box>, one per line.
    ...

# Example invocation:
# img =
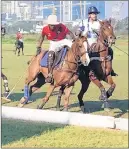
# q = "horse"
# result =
<box><xmin>56</xmin><ymin>19</ymin><xmax>117</xmax><ymax>112</ymax></box>
<box><xmin>14</xmin><ymin>40</ymin><xmax>24</xmax><ymax>56</ymax></box>
<box><xmin>19</xmin><ymin>36</ymin><xmax>88</xmax><ymax>111</ymax></box>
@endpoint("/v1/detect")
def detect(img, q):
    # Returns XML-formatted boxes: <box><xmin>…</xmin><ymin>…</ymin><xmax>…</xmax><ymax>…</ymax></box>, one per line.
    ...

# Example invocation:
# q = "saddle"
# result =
<box><xmin>89</xmin><ymin>43</ymin><xmax>111</xmax><ymax>62</ymax></box>
<box><xmin>88</xmin><ymin>43</ymin><xmax>100</xmax><ymax>58</ymax></box>
<box><xmin>40</xmin><ymin>46</ymin><xmax>69</xmax><ymax>68</ymax></box>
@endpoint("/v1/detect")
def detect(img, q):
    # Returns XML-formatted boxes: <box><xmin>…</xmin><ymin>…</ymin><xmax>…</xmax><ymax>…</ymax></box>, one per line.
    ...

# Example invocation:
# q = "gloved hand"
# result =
<box><xmin>80</xmin><ymin>26</ymin><xmax>85</xmax><ymax>31</ymax></box>
<box><xmin>75</xmin><ymin>30</ymin><xmax>81</xmax><ymax>36</ymax></box>
<box><xmin>36</xmin><ymin>47</ymin><xmax>41</xmax><ymax>56</ymax></box>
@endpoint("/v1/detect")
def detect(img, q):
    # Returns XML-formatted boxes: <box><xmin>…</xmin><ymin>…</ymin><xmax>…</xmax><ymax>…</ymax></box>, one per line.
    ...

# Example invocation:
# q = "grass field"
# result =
<box><xmin>1</xmin><ymin>37</ymin><xmax>128</xmax><ymax>148</ymax></box>
<box><xmin>2</xmin><ymin>119</ymin><xmax>128</xmax><ymax>148</ymax></box>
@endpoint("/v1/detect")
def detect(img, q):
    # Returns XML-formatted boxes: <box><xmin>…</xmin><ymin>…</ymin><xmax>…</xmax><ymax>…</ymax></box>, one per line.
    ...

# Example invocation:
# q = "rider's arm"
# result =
<box><xmin>61</xmin><ymin>24</ymin><xmax>75</xmax><ymax>40</ymax></box>
<box><xmin>67</xmin><ymin>30</ymin><xmax>75</xmax><ymax>40</ymax></box>
<box><xmin>36</xmin><ymin>27</ymin><xmax>46</xmax><ymax>55</ymax></box>
<box><xmin>37</xmin><ymin>26</ymin><xmax>46</xmax><ymax>48</ymax></box>
<box><xmin>37</xmin><ymin>33</ymin><xmax>45</xmax><ymax>48</ymax></box>
<box><xmin>80</xmin><ymin>20</ymin><xmax>88</xmax><ymax>37</ymax></box>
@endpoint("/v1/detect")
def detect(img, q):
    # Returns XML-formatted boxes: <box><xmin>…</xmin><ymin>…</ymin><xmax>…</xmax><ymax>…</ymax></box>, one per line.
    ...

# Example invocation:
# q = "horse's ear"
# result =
<box><xmin>109</xmin><ymin>18</ymin><xmax>112</xmax><ymax>24</ymax></box>
<box><xmin>99</xmin><ymin>20</ymin><xmax>104</xmax><ymax>26</ymax></box>
<box><xmin>81</xmin><ymin>36</ymin><xmax>87</xmax><ymax>42</ymax></box>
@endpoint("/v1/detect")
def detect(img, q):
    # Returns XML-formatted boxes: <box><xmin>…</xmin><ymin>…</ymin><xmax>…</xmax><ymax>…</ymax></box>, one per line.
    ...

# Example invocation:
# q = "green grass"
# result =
<box><xmin>2</xmin><ymin>38</ymin><xmax>128</xmax><ymax>118</ymax></box>
<box><xmin>2</xmin><ymin>119</ymin><xmax>128</xmax><ymax>148</ymax></box>
<box><xmin>2</xmin><ymin>34</ymin><xmax>49</xmax><ymax>44</ymax></box>
<box><xmin>1</xmin><ymin>37</ymin><xmax>128</xmax><ymax>147</ymax></box>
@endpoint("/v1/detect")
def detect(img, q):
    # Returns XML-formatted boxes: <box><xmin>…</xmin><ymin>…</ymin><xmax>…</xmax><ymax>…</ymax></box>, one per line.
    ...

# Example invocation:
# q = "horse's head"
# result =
<box><xmin>99</xmin><ymin>19</ymin><xmax>116</xmax><ymax>47</ymax></box>
<box><xmin>72</xmin><ymin>36</ymin><xmax>88</xmax><ymax>66</ymax></box>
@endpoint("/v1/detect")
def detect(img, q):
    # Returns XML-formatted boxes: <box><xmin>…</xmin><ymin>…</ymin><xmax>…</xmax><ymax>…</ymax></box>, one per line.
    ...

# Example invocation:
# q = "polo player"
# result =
<box><xmin>16</xmin><ymin>30</ymin><xmax>24</xmax><ymax>55</ymax></box>
<box><xmin>76</xmin><ymin>6</ymin><xmax>117</xmax><ymax>76</ymax></box>
<box><xmin>36</xmin><ymin>14</ymin><xmax>75</xmax><ymax>83</ymax></box>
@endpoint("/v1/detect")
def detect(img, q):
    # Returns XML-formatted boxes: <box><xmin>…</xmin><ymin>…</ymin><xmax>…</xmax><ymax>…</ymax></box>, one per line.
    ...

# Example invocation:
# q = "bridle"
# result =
<box><xmin>97</xmin><ymin>22</ymin><xmax>115</xmax><ymax>48</ymax></box>
<box><xmin>58</xmin><ymin>39</ymin><xmax>87</xmax><ymax>73</ymax></box>
<box><xmin>65</xmin><ymin>39</ymin><xmax>87</xmax><ymax>65</ymax></box>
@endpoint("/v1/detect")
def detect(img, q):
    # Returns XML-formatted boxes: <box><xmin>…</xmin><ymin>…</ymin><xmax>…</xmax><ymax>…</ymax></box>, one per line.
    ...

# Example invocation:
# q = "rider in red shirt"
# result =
<box><xmin>36</xmin><ymin>15</ymin><xmax>75</xmax><ymax>83</ymax></box>
<box><xmin>16</xmin><ymin>31</ymin><xmax>22</xmax><ymax>40</ymax></box>
<box><xmin>15</xmin><ymin>30</ymin><xmax>24</xmax><ymax>55</ymax></box>
<box><xmin>16</xmin><ymin>30</ymin><xmax>23</xmax><ymax>42</ymax></box>
<box><xmin>41</xmin><ymin>23</ymin><xmax>70</xmax><ymax>41</ymax></box>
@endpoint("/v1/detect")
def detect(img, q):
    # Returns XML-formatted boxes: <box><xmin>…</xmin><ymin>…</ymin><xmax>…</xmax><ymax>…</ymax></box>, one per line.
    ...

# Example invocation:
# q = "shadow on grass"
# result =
<box><xmin>4</xmin><ymin>92</ymin><xmax>47</xmax><ymax>102</ymax></box>
<box><xmin>2</xmin><ymin>91</ymin><xmax>128</xmax><ymax>118</ymax></box>
<box><xmin>69</xmin><ymin>99</ymin><xmax>128</xmax><ymax>117</ymax></box>
<box><xmin>2</xmin><ymin>119</ymin><xmax>66</xmax><ymax>146</ymax></box>
<box><xmin>4</xmin><ymin>91</ymin><xmax>75</xmax><ymax>103</ymax></box>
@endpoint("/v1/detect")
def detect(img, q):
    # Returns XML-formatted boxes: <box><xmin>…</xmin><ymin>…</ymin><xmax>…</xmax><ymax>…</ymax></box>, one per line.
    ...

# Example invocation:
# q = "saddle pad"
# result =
<box><xmin>40</xmin><ymin>47</ymin><xmax>67</xmax><ymax>68</ymax></box>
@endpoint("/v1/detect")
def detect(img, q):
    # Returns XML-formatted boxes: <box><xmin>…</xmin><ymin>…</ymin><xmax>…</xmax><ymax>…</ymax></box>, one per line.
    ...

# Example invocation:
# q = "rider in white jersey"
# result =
<box><xmin>77</xmin><ymin>6</ymin><xmax>117</xmax><ymax>76</ymax></box>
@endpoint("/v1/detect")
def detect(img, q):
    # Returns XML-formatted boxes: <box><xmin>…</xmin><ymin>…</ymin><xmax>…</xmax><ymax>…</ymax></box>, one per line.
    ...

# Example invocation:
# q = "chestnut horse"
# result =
<box><xmin>56</xmin><ymin>19</ymin><xmax>116</xmax><ymax>112</ymax></box>
<box><xmin>19</xmin><ymin>36</ymin><xmax>88</xmax><ymax>111</ymax></box>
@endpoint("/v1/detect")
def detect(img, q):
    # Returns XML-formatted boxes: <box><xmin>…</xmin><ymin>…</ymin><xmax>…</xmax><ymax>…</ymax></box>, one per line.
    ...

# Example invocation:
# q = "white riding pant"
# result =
<box><xmin>49</xmin><ymin>39</ymin><xmax>90</xmax><ymax>66</ymax></box>
<box><xmin>49</xmin><ymin>39</ymin><xmax>72</xmax><ymax>52</ymax></box>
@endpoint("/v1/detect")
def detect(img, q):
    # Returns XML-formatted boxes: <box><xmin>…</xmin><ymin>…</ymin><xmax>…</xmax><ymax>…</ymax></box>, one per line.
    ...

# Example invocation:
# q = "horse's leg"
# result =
<box><xmin>22</xmin><ymin>43</ymin><xmax>24</xmax><ymax>55</ymax></box>
<box><xmin>1</xmin><ymin>73</ymin><xmax>10</xmax><ymax>97</ymax></box>
<box><xmin>18</xmin><ymin>48</ymin><xmax>20</xmax><ymax>56</ymax></box>
<box><xmin>89</xmin><ymin>70</ymin><xmax>107</xmax><ymax>100</ymax></box>
<box><xmin>56</xmin><ymin>85</ymin><xmax>65</xmax><ymax>111</ymax></box>
<box><xmin>19</xmin><ymin>75</ymin><xmax>37</xmax><ymax>106</ymax></box>
<box><xmin>78</xmin><ymin>78</ymin><xmax>91</xmax><ymax>113</ymax></box>
<box><xmin>37</xmin><ymin>84</ymin><xmax>56</xmax><ymax>109</ymax></box>
<box><xmin>63</xmin><ymin>85</ymin><xmax>74</xmax><ymax>111</ymax></box>
<box><xmin>29</xmin><ymin>73</ymin><xmax>46</xmax><ymax>100</ymax></box>
<box><xmin>105</xmin><ymin>75</ymin><xmax>116</xmax><ymax>98</ymax></box>
<box><xmin>22</xmin><ymin>48</ymin><xmax>24</xmax><ymax>55</ymax></box>
<box><xmin>105</xmin><ymin>61</ymin><xmax>116</xmax><ymax>98</ymax></box>
<box><xmin>15</xmin><ymin>47</ymin><xmax>17</xmax><ymax>55</ymax></box>
<box><xmin>89</xmin><ymin>70</ymin><xmax>111</xmax><ymax>110</ymax></box>
<box><xmin>19</xmin><ymin>59</ymin><xmax>40</xmax><ymax>107</ymax></box>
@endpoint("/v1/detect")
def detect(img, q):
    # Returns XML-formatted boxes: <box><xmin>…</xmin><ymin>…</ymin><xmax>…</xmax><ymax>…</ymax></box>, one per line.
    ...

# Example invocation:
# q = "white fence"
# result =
<box><xmin>2</xmin><ymin>106</ymin><xmax>128</xmax><ymax>131</ymax></box>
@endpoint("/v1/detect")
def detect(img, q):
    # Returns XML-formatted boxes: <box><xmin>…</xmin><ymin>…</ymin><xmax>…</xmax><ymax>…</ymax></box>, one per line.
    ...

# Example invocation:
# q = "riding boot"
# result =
<box><xmin>45</xmin><ymin>51</ymin><xmax>55</xmax><ymax>83</ymax></box>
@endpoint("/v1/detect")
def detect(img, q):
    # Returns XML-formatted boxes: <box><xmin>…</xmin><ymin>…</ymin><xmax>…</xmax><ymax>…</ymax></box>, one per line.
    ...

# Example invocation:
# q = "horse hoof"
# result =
<box><xmin>99</xmin><ymin>95</ymin><xmax>106</xmax><ymax>101</ymax></box>
<box><xmin>104</xmin><ymin>108</ymin><xmax>111</xmax><ymax>112</ymax></box>
<box><xmin>18</xmin><ymin>103</ymin><xmax>25</xmax><ymax>108</ymax></box>
<box><xmin>80</xmin><ymin>106</ymin><xmax>85</xmax><ymax>113</ymax></box>
<box><xmin>101</xmin><ymin>103</ymin><xmax>104</xmax><ymax>109</ymax></box>
<box><xmin>56</xmin><ymin>107</ymin><xmax>60</xmax><ymax>111</ymax></box>
<box><xmin>37</xmin><ymin>105</ymin><xmax>43</xmax><ymax>109</ymax></box>
<box><xmin>103</xmin><ymin>102</ymin><xmax>112</xmax><ymax>111</ymax></box>
<box><xmin>20</xmin><ymin>97</ymin><xmax>27</xmax><ymax>104</ymax></box>
<box><xmin>63</xmin><ymin>107</ymin><xmax>68</xmax><ymax>112</ymax></box>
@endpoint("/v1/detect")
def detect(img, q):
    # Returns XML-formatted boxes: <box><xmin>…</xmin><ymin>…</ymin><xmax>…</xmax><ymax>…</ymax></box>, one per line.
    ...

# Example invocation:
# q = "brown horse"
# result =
<box><xmin>56</xmin><ymin>19</ymin><xmax>117</xmax><ymax>112</ymax></box>
<box><xmin>19</xmin><ymin>36</ymin><xmax>88</xmax><ymax>110</ymax></box>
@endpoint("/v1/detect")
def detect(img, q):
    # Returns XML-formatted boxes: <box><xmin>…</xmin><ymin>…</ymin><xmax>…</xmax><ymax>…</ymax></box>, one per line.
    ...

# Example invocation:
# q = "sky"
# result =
<box><xmin>105</xmin><ymin>1</ymin><xmax>128</xmax><ymax>19</ymax></box>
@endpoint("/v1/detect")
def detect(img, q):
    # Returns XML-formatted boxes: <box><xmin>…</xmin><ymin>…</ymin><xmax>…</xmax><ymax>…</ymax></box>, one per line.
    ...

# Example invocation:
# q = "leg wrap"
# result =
<box><xmin>106</xmin><ymin>86</ymin><xmax>115</xmax><ymax>98</ymax></box>
<box><xmin>24</xmin><ymin>85</ymin><xmax>30</xmax><ymax>102</ymax></box>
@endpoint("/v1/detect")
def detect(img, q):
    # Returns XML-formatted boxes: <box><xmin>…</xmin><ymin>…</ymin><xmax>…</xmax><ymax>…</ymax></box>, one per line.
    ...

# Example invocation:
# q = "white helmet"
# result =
<box><xmin>47</xmin><ymin>15</ymin><xmax>59</xmax><ymax>25</ymax></box>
